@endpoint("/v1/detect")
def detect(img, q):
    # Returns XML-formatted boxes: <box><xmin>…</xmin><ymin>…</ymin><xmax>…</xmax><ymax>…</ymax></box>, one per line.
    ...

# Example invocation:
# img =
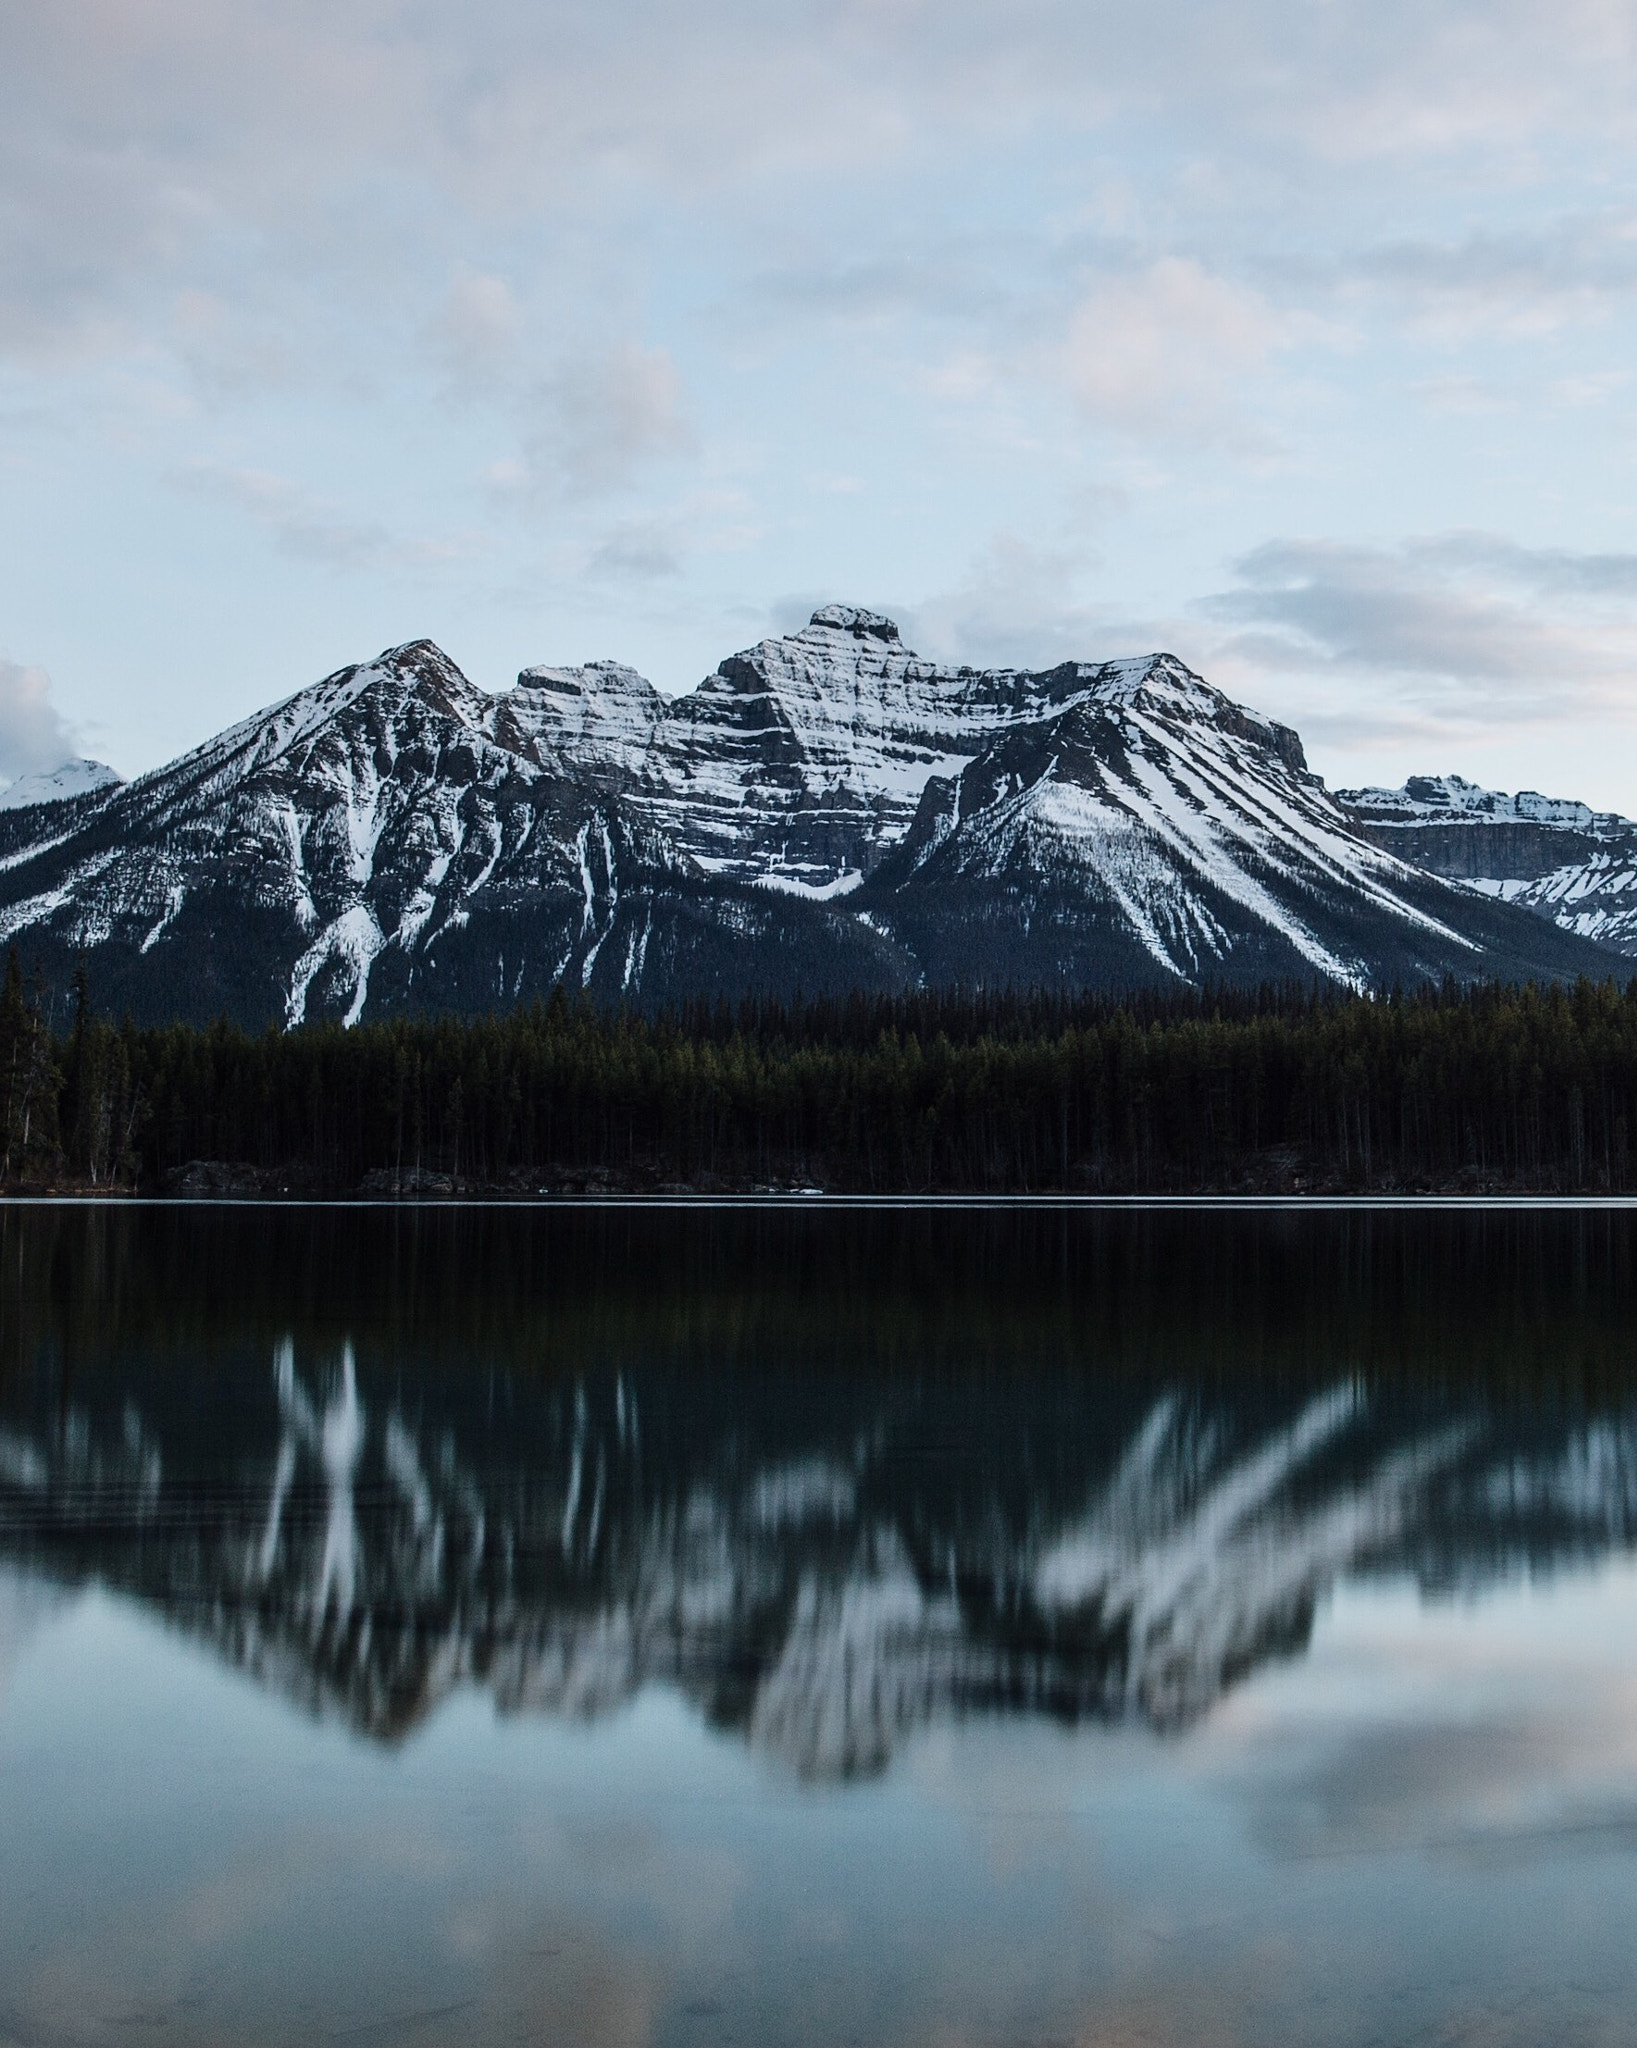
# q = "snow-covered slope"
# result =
<box><xmin>860</xmin><ymin>655</ymin><xmax>1612</xmax><ymax>992</ymax></box>
<box><xmin>0</xmin><ymin>617</ymin><xmax>1615</xmax><ymax>1025</ymax></box>
<box><xmin>503</xmin><ymin>606</ymin><xmax>1193</xmax><ymax>894</ymax></box>
<box><xmin>625</xmin><ymin>606</ymin><xmax>1180</xmax><ymax>893</ymax></box>
<box><xmin>1342</xmin><ymin>774</ymin><xmax>1637</xmax><ymax>957</ymax></box>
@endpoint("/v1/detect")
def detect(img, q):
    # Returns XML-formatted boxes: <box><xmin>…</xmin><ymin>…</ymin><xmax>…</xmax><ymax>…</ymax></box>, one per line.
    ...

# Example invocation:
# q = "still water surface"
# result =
<box><xmin>4</xmin><ymin>1203</ymin><xmax>1637</xmax><ymax>2045</ymax></box>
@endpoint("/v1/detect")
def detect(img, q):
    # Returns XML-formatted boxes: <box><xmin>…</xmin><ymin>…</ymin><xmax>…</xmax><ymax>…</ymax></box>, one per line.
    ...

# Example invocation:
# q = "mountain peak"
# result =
<box><xmin>0</xmin><ymin>758</ymin><xmax>123</xmax><ymax>813</ymax></box>
<box><xmin>800</xmin><ymin>605</ymin><xmax>902</xmax><ymax>644</ymax></box>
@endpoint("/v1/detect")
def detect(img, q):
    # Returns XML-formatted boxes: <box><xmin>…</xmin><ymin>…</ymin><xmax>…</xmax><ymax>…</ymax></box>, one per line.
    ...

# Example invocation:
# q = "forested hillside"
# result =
<box><xmin>8</xmin><ymin>958</ymin><xmax>1637</xmax><ymax>1193</ymax></box>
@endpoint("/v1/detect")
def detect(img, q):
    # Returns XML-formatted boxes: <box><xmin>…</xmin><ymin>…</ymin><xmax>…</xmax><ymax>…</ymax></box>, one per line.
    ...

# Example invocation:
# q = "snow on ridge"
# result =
<box><xmin>503</xmin><ymin>660</ymin><xmax>664</xmax><ymax>773</ymax></box>
<box><xmin>1117</xmin><ymin>709</ymin><xmax>1471</xmax><ymax>948</ymax></box>
<box><xmin>1468</xmin><ymin>852</ymin><xmax>1637</xmax><ymax>955</ymax></box>
<box><xmin>1340</xmin><ymin>773</ymin><xmax>1634</xmax><ymax>835</ymax></box>
<box><xmin>292</xmin><ymin>622</ymin><xmax>1299</xmax><ymax>912</ymax></box>
<box><xmin>1114</xmin><ymin>748</ymin><xmax>1361</xmax><ymax>985</ymax></box>
<box><xmin>126</xmin><ymin>641</ymin><xmax>489</xmax><ymax>798</ymax></box>
<box><xmin>1339</xmin><ymin>774</ymin><xmax>1637</xmax><ymax>960</ymax></box>
<box><xmin>932</xmin><ymin>676</ymin><xmax>1469</xmax><ymax>983</ymax></box>
<box><xmin>798</xmin><ymin>604</ymin><xmax>903</xmax><ymax>643</ymax></box>
<box><xmin>547</xmin><ymin>626</ymin><xmax>1251</xmax><ymax>892</ymax></box>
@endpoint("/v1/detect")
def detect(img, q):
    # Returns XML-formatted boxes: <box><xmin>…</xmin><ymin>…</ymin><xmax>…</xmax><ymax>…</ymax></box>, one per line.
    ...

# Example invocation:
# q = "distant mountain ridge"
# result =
<box><xmin>0</xmin><ymin>609</ymin><xmax>1619</xmax><ymax>1026</ymax></box>
<box><xmin>1341</xmin><ymin>773</ymin><xmax>1637</xmax><ymax>957</ymax></box>
<box><xmin>0</xmin><ymin>759</ymin><xmax>121</xmax><ymax>813</ymax></box>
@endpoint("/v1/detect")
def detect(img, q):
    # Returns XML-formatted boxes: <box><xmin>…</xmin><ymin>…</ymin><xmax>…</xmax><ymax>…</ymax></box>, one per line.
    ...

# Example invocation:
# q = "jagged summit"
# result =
<box><xmin>0</xmin><ymin>622</ymin><xmax>1616</xmax><ymax>1026</ymax></box>
<box><xmin>502</xmin><ymin>658</ymin><xmax>663</xmax><ymax>784</ymax></box>
<box><xmin>1342</xmin><ymin>773</ymin><xmax>1626</xmax><ymax>833</ymax></box>
<box><xmin>801</xmin><ymin>604</ymin><xmax>903</xmax><ymax>643</ymax></box>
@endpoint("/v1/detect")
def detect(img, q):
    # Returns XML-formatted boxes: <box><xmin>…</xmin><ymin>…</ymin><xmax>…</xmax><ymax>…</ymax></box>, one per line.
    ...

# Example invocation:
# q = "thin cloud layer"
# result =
<box><xmin>4</xmin><ymin>0</ymin><xmax>1634</xmax><ymax>363</ymax></box>
<box><xmin>4</xmin><ymin>0</ymin><xmax>1637</xmax><ymax>802</ymax></box>
<box><xmin>527</xmin><ymin>345</ymin><xmax>694</xmax><ymax>498</ymax></box>
<box><xmin>1195</xmin><ymin>537</ymin><xmax>1637</xmax><ymax>791</ymax></box>
<box><xmin>1209</xmin><ymin>536</ymin><xmax>1637</xmax><ymax>702</ymax></box>
<box><xmin>1058</xmin><ymin>260</ymin><xmax>1298</xmax><ymax>442</ymax></box>
<box><xmin>180</xmin><ymin>467</ymin><xmax>475</xmax><ymax>576</ymax></box>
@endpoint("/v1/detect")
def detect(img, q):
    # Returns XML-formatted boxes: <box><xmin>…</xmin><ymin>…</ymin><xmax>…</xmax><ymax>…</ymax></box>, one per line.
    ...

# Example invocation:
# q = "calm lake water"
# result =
<box><xmin>5</xmin><ymin>1202</ymin><xmax>1637</xmax><ymax>2046</ymax></box>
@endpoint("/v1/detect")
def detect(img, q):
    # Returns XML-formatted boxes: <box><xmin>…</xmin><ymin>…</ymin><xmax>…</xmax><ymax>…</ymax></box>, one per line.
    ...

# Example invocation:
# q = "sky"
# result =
<box><xmin>5</xmin><ymin>0</ymin><xmax>1637</xmax><ymax>809</ymax></box>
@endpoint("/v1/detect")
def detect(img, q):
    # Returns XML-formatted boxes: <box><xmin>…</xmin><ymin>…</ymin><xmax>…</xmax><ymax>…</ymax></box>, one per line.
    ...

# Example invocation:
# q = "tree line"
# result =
<box><xmin>10</xmin><ymin>961</ymin><xmax>1637</xmax><ymax>1192</ymax></box>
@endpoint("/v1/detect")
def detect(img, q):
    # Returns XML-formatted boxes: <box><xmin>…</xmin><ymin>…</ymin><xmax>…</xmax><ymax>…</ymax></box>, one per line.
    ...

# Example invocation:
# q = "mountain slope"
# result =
<box><xmin>0</xmin><ymin>617</ymin><xmax>1617</xmax><ymax>1025</ymax></box>
<box><xmin>861</xmin><ymin>657</ymin><xmax>1612</xmax><ymax>991</ymax></box>
<box><xmin>0</xmin><ymin>639</ymin><xmax>918</xmax><ymax>1023</ymax></box>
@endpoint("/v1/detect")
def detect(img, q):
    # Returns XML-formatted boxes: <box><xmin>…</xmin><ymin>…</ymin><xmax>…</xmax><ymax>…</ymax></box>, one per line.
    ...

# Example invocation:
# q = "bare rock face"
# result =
<box><xmin>0</xmin><ymin>616</ymin><xmax>1617</xmax><ymax>1025</ymax></box>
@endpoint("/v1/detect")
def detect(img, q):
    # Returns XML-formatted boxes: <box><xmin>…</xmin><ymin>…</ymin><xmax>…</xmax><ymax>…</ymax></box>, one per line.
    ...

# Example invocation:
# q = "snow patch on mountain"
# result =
<box><xmin>756</xmin><ymin>870</ymin><xmax>865</xmax><ymax>900</ymax></box>
<box><xmin>288</xmin><ymin>905</ymin><xmax>386</xmax><ymax>1028</ymax></box>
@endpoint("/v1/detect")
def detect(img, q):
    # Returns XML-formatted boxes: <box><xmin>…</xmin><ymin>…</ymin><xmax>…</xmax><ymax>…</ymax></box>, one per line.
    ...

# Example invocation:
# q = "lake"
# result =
<box><xmin>4</xmin><ymin>1201</ymin><xmax>1637</xmax><ymax>2046</ymax></box>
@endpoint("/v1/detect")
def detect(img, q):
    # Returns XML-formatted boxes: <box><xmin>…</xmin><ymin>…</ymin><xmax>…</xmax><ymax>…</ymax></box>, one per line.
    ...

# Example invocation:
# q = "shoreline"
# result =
<box><xmin>8</xmin><ymin>1184</ymin><xmax>1637</xmax><ymax>1209</ymax></box>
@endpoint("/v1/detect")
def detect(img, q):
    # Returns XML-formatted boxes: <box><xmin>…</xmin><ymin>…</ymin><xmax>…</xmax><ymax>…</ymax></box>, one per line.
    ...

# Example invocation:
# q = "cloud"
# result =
<box><xmin>833</xmin><ymin>525</ymin><xmax>1637</xmax><ymax>769</ymax></box>
<box><xmin>581</xmin><ymin>491</ymin><xmax>762</xmax><ymax>583</ymax></box>
<box><xmin>1413</xmin><ymin>375</ymin><xmax>1516</xmax><ymax>415</ymax></box>
<box><xmin>10</xmin><ymin>0</ymin><xmax>1637</xmax><ymax>801</ymax></box>
<box><xmin>586</xmin><ymin>521</ymin><xmax>683</xmax><ymax>581</ymax></box>
<box><xmin>512</xmin><ymin>343</ymin><xmax>694</xmax><ymax>498</ymax></box>
<box><xmin>168</xmin><ymin>288</ymin><xmax>298</xmax><ymax>398</ymax></box>
<box><xmin>906</xmin><ymin>255</ymin><xmax>1319</xmax><ymax>457</ymax></box>
<box><xmin>5</xmin><ymin>0</ymin><xmax>1636</xmax><ymax>373</ymax></box>
<box><xmin>427</xmin><ymin>270</ymin><xmax>522</xmax><ymax>391</ymax></box>
<box><xmin>1057</xmin><ymin>259</ymin><xmax>1298</xmax><ymax>441</ymax></box>
<box><xmin>900</xmin><ymin>531</ymin><xmax>1162</xmax><ymax>672</ymax></box>
<box><xmin>749</xmin><ymin>248</ymin><xmax>1002</xmax><ymax>327</ymax></box>
<box><xmin>0</xmin><ymin>658</ymin><xmax>79</xmax><ymax>779</ymax></box>
<box><xmin>1200</xmin><ymin>533</ymin><xmax>1637</xmax><ymax>743</ymax></box>
<box><xmin>1352</xmin><ymin>213</ymin><xmax>1637</xmax><ymax>337</ymax></box>
<box><xmin>180</xmin><ymin>465</ymin><xmax>475</xmax><ymax>575</ymax></box>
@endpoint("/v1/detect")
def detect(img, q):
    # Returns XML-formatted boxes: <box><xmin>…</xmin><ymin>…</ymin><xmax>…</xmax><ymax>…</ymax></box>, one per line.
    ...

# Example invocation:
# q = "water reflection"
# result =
<box><xmin>4</xmin><ymin>1206</ymin><xmax>1637</xmax><ymax>1776</ymax></box>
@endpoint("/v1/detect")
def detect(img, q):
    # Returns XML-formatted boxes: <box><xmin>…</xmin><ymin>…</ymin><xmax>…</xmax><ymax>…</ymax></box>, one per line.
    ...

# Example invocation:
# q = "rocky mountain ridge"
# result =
<box><xmin>0</xmin><ymin>610</ymin><xmax>1618</xmax><ymax>1025</ymax></box>
<box><xmin>1342</xmin><ymin>773</ymin><xmax>1637</xmax><ymax>957</ymax></box>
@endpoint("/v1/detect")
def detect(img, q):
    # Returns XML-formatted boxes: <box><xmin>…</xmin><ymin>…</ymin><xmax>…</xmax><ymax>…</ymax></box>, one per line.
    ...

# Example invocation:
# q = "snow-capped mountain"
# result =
<box><xmin>1341</xmin><ymin>774</ymin><xmax>1637</xmax><ymax>958</ymax></box>
<box><xmin>0</xmin><ymin>611</ymin><xmax>1615</xmax><ymax>1024</ymax></box>
<box><xmin>0</xmin><ymin>759</ymin><xmax>121</xmax><ymax>813</ymax></box>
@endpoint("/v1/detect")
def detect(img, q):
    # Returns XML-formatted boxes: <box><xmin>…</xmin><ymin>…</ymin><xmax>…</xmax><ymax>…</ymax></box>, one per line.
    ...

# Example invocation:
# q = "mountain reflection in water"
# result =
<box><xmin>3</xmin><ymin>1204</ymin><xmax>1637</xmax><ymax>1779</ymax></box>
